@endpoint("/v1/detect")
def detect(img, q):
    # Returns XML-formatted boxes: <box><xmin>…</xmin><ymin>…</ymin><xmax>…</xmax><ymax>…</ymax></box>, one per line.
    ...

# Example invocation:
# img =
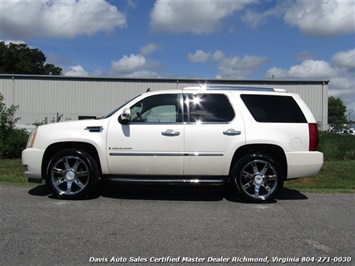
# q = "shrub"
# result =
<box><xmin>0</xmin><ymin>128</ymin><xmax>28</xmax><ymax>158</ymax></box>
<box><xmin>0</xmin><ymin>93</ymin><xmax>29</xmax><ymax>159</ymax></box>
<box><xmin>318</xmin><ymin>131</ymin><xmax>355</xmax><ymax>160</ymax></box>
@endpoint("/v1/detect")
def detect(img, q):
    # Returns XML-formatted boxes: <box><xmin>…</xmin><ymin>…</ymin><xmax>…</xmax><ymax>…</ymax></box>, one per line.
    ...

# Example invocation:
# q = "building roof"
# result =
<box><xmin>0</xmin><ymin>73</ymin><xmax>330</xmax><ymax>85</ymax></box>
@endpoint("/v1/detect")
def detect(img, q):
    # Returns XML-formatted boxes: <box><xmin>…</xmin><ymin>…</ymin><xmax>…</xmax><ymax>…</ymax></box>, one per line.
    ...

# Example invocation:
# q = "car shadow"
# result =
<box><xmin>276</xmin><ymin>187</ymin><xmax>308</xmax><ymax>200</ymax></box>
<box><xmin>28</xmin><ymin>182</ymin><xmax>308</xmax><ymax>203</ymax></box>
<box><xmin>28</xmin><ymin>184</ymin><xmax>51</xmax><ymax>197</ymax></box>
<box><xmin>99</xmin><ymin>183</ymin><xmax>238</xmax><ymax>202</ymax></box>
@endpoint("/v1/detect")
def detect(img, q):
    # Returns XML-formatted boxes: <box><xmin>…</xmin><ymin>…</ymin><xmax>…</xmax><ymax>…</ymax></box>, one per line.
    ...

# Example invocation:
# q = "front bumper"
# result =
<box><xmin>21</xmin><ymin>148</ymin><xmax>45</xmax><ymax>182</ymax></box>
<box><xmin>286</xmin><ymin>151</ymin><xmax>323</xmax><ymax>179</ymax></box>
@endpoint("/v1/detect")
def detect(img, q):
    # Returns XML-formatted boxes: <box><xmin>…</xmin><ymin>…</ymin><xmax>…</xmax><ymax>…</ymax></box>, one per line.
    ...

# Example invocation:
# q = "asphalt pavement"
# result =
<box><xmin>1</xmin><ymin>184</ymin><xmax>354</xmax><ymax>266</ymax></box>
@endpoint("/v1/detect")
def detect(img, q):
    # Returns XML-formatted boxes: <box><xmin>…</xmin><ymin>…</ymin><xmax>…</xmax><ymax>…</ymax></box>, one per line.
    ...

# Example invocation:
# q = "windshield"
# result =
<box><xmin>98</xmin><ymin>94</ymin><xmax>141</xmax><ymax>119</ymax></box>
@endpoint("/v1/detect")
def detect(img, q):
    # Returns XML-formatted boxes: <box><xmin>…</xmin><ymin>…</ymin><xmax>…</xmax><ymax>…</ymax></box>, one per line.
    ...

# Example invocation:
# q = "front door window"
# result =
<box><xmin>130</xmin><ymin>94</ymin><xmax>182</xmax><ymax>123</ymax></box>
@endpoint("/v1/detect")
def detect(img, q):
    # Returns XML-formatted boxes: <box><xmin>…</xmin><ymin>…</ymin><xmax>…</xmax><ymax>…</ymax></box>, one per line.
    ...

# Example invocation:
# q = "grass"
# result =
<box><xmin>318</xmin><ymin>132</ymin><xmax>355</xmax><ymax>160</ymax></box>
<box><xmin>284</xmin><ymin>160</ymin><xmax>355</xmax><ymax>193</ymax></box>
<box><xmin>1</xmin><ymin>159</ymin><xmax>354</xmax><ymax>193</ymax></box>
<box><xmin>0</xmin><ymin>159</ymin><xmax>36</xmax><ymax>187</ymax></box>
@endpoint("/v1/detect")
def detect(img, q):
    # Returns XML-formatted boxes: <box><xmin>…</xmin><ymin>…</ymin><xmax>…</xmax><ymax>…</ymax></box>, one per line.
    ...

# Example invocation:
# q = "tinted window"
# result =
<box><xmin>241</xmin><ymin>95</ymin><xmax>307</xmax><ymax>123</ymax></box>
<box><xmin>130</xmin><ymin>94</ymin><xmax>181</xmax><ymax>123</ymax></box>
<box><xmin>186</xmin><ymin>94</ymin><xmax>235</xmax><ymax>123</ymax></box>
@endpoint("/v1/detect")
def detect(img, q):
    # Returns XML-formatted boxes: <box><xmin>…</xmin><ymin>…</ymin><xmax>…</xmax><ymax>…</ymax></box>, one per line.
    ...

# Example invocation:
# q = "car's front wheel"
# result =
<box><xmin>231</xmin><ymin>153</ymin><xmax>284</xmax><ymax>203</ymax></box>
<box><xmin>45</xmin><ymin>149</ymin><xmax>99</xmax><ymax>199</ymax></box>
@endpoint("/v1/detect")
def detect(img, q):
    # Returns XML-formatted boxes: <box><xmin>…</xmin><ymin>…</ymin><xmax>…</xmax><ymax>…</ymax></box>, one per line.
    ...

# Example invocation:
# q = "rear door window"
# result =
<box><xmin>185</xmin><ymin>93</ymin><xmax>235</xmax><ymax>123</ymax></box>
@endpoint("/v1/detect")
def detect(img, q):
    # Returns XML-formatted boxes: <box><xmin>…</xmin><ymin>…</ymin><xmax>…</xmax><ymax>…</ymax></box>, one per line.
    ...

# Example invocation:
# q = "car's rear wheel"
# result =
<box><xmin>45</xmin><ymin>149</ymin><xmax>99</xmax><ymax>199</ymax></box>
<box><xmin>231</xmin><ymin>153</ymin><xmax>284</xmax><ymax>203</ymax></box>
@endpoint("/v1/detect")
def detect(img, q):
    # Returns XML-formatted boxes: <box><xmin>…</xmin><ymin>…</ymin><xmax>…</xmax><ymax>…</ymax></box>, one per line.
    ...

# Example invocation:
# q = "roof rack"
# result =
<box><xmin>183</xmin><ymin>85</ymin><xmax>287</xmax><ymax>92</ymax></box>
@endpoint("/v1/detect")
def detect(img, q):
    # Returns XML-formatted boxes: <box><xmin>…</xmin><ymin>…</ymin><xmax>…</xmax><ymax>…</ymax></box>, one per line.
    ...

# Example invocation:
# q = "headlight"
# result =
<box><xmin>26</xmin><ymin>127</ymin><xmax>38</xmax><ymax>148</ymax></box>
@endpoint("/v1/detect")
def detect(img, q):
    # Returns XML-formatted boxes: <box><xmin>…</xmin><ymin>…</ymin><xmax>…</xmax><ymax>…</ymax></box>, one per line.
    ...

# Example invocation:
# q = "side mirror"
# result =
<box><xmin>119</xmin><ymin>108</ymin><xmax>131</xmax><ymax>124</ymax></box>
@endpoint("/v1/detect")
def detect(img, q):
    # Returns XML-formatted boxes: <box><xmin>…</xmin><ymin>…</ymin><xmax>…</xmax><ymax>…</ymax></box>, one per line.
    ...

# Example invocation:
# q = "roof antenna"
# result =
<box><xmin>146</xmin><ymin>88</ymin><xmax>150</xmax><ymax>92</ymax></box>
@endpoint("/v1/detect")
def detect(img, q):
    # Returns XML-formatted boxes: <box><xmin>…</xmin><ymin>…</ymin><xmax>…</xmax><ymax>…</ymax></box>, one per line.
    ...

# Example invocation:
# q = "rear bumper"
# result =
<box><xmin>21</xmin><ymin>148</ymin><xmax>44</xmax><ymax>182</ymax></box>
<box><xmin>286</xmin><ymin>151</ymin><xmax>323</xmax><ymax>179</ymax></box>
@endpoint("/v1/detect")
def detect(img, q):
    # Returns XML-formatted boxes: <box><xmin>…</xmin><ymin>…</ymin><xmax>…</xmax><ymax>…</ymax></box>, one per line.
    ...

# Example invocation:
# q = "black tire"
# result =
<box><xmin>231</xmin><ymin>153</ymin><xmax>284</xmax><ymax>203</ymax></box>
<box><xmin>45</xmin><ymin>149</ymin><xmax>99</xmax><ymax>199</ymax></box>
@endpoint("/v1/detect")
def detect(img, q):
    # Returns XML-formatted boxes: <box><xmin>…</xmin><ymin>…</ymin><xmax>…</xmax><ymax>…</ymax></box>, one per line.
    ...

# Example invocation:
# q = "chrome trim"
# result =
<box><xmin>162</xmin><ymin>129</ymin><xmax>180</xmax><ymax>136</ymax></box>
<box><xmin>104</xmin><ymin>177</ymin><xmax>225</xmax><ymax>184</ymax></box>
<box><xmin>201</xmin><ymin>86</ymin><xmax>286</xmax><ymax>92</ymax></box>
<box><xmin>109</xmin><ymin>152</ymin><xmax>224</xmax><ymax>157</ymax></box>
<box><xmin>110</xmin><ymin>152</ymin><xmax>184</xmax><ymax>156</ymax></box>
<box><xmin>85</xmin><ymin>126</ymin><xmax>103</xmax><ymax>132</ymax></box>
<box><xmin>223</xmin><ymin>129</ymin><xmax>241</xmax><ymax>136</ymax></box>
<box><xmin>184</xmin><ymin>152</ymin><xmax>224</xmax><ymax>157</ymax></box>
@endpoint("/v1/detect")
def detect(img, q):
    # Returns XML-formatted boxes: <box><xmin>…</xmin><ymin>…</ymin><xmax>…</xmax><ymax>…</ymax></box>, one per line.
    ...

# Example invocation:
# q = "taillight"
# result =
<box><xmin>308</xmin><ymin>123</ymin><xmax>319</xmax><ymax>151</ymax></box>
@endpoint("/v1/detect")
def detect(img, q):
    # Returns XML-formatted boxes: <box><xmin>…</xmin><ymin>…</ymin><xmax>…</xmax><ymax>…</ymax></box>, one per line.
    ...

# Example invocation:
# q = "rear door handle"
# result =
<box><xmin>162</xmin><ymin>129</ymin><xmax>180</xmax><ymax>137</ymax></box>
<box><xmin>223</xmin><ymin>129</ymin><xmax>241</xmax><ymax>136</ymax></box>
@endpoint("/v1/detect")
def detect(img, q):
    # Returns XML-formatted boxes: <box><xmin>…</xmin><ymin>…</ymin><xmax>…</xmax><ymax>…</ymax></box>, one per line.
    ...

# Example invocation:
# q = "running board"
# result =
<box><xmin>102</xmin><ymin>176</ymin><xmax>226</xmax><ymax>185</ymax></box>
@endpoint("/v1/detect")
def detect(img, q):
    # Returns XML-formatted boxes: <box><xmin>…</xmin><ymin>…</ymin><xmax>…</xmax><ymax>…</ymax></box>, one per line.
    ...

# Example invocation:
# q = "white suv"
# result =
<box><xmin>22</xmin><ymin>86</ymin><xmax>323</xmax><ymax>202</ymax></box>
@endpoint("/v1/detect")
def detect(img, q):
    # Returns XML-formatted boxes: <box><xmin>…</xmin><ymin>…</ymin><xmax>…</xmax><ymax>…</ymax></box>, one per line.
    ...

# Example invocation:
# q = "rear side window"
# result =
<box><xmin>241</xmin><ymin>95</ymin><xmax>307</xmax><ymax>123</ymax></box>
<box><xmin>186</xmin><ymin>93</ymin><xmax>235</xmax><ymax>123</ymax></box>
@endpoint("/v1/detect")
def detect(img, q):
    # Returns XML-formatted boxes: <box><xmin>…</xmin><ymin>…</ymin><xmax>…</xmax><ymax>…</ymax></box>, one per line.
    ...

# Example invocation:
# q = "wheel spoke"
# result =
<box><xmin>53</xmin><ymin>167</ymin><xmax>65</xmax><ymax>176</ymax></box>
<box><xmin>263</xmin><ymin>183</ymin><xmax>271</xmax><ymax>191</ymax></box>
<box><xmin>66</xmin><ymin>181</ymin><xmax>73</xmax><ymax>193</ymax></box>
<box><xmin>72</xmin><ymin>159</ymin><xmax>81</xmax><ymax>171</ymax></box>
<box><xmin>76</xmin><ymin>170</ymin><xmax>89</xmax><ymax>178</ymax></box>
<box><xmin>264</xmin><ymin>174</ymin><xmax>277</xmax><ymax>181</ymax></box>
<box><xmin>63</xmin><ymin>158</ymin><xmax>71</xmax><ymax>170</ymax></box>
<box><xmin>254</xmin><ymin>184</ymin><xmax>260</xmax><ymax>197</ymax></box>
<box><xmin>241</xmin><ymin>170</ymin><xmax>253</xmax><ymax>180</ymax></box>
<box><xmin>74</xmin><ymin>178</ymin><xmax>85</xmax><ymax>190</ymax></box>
<box><xmin>260</xmin><ymin>163</ymin><xmax>270</xmax><ymax>175</ymax></box>
<box><xmin>251</xmin><ymin>161</ymin><xmax>258</xmax><ymax>173</ymax></box>
<box><xmin>242</xmin><ymin>180</ymin><xmax>253</xmax><ymax>190</ymax></box>
<box><xmin>55</xmin><ymin>177</ymin><xmax>66</xmax><ymax>186</ymax></box>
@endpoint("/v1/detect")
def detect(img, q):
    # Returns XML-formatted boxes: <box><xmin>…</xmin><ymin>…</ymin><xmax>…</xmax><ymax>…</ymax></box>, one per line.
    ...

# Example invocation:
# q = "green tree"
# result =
<box><xmin>0</xmin><ymin>41</ymin><xmax>62</xmax><ymax>75</ymax></box>
<box><xmin>328</xmin><ymin>96</ymin><xmax>348</xmax><ymax>132</ymax></box>
<box><xmin>0</xmin><ymin>93</ymin><xmax>28</xmax><ymax>158</ymax></box>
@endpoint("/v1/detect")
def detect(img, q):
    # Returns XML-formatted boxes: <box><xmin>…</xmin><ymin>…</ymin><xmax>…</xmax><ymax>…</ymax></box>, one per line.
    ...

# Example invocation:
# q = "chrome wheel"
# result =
<box><xmin>232</xmin><ymin>154</ymin><xmax>283</xmax><ymax>202</ymax></box>
<box><xmin>239</xmin><ymin>159</ymin><xmax>278</xmax><ymax>200</ymax></box>
<box><xmin>50</xmin><ymin>156</ymin><xmax>90</xmax><ymax>196</ymax></box>
<box><xmin>46</xmin><ymin>150</ymin><xmax>99</xmax><ymax>199</ymax></box>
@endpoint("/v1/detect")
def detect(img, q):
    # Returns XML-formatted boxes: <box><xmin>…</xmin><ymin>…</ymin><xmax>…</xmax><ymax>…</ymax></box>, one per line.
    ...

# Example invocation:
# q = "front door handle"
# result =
<box><xmin>223</xmin><ymin>129</ymin><xmax>241</xmax><ymax>136</ymax></box>
<box><xmin>162</xmin><ymin>129</ymin><xmax>180</xmax><ymax>137</ymax></box>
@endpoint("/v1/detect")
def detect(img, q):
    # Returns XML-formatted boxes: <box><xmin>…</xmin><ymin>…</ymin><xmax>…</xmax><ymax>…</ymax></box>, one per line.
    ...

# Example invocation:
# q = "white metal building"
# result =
<box><xmin>0</xmin><ymin>74</ymin><xmax>328</xmax><ymax>130</ymax></box>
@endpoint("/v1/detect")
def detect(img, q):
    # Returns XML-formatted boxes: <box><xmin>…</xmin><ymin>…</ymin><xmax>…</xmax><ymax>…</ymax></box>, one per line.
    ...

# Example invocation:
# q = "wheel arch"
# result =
<box><xmin>229</xmin><ymin>144</ymin><xmax>287</xmax><ymax>179</ymax></box>
<box><xmin>42</xmin><ymin>142</ymin><xmax>102</xmax><ymax>179</ymax></box>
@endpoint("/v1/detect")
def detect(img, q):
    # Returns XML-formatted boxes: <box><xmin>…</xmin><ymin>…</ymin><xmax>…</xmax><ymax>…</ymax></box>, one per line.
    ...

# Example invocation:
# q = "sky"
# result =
<box><xmin>1</xmin><ymin>0</ymin><xmax>355</xmax><ymax>116</ymax></box>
